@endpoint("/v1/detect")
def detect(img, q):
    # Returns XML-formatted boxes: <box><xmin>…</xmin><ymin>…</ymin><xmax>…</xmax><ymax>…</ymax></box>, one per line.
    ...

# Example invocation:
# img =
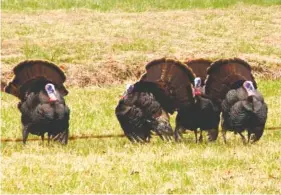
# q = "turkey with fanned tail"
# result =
<box><xmin>4</xmin><ymin>60</ymin><xmax>70</xmax><ymax>144</ymax></box>
<box><xmin>205</xmin><ymin>58</ymin><xmax>268</xmax><ymax>143</ymax></box>
<box><xmin>184</xmin><ymin>58</ymin><xmax>211</xmax><ymax>90</ymax></box>
<box><xmin>174</xmin><ymin>59</ymin><xmax>220</xmax><ymax>142</ymax></box>
<box><xmin>115</xmin><ymin>58</ymin><xmax>195</xmax><ymax>143</ymax></box>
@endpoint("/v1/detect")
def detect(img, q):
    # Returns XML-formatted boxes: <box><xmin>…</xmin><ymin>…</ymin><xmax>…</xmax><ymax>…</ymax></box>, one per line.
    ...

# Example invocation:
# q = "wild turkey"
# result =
<box><xmin>115</xmin><ymin>58</ymin><xmax>195</xmax><ymax>143</ymax></box>
<box><xmin>205</xmin><ymin>58</ymin><xmax>268</xmax><ymax>143</ymax></box>
<box><xmin>174</xmin><ymin>59</ymin><xmax>220</xmax><ymax>142</ymax></box>
<box><xmin>4</xmin><ymin>60</ymin><xmax>70</xmax><ymax>144</ymax></box>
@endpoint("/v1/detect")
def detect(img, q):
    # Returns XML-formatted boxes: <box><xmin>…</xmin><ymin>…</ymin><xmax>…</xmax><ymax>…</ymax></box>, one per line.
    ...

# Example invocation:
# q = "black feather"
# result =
<box><xmin>204</xmin><ymin>58</ymin><xmax>267</xmax><ymax>143</ymax></box>
<box><xmin>175</xmin><ymin>58</ymin><xmax>220</xmax><ymax>143</ymax></box>
<box><xmin>19</xmin><ymin>80</ymin><xmax>70</xmax><ymax>144</ymax></box>
<box><xmin>5</xmin><ymin>60</ymin><xmax>70</xmax><ymax>144</ymax></box>
<box><xmin>175</xmin><ymin>95</ymin><xmax>220</xmax><ymax>142</ymax></box>
<box><xmin>116</xmin><ymin>58</ymin><xmax>196</xmax><ymax>143</ymax></box>
<box><xmin>115</xmin><ymin>82</ymin><xmax>172</xmax><ymax>142</ymax></box>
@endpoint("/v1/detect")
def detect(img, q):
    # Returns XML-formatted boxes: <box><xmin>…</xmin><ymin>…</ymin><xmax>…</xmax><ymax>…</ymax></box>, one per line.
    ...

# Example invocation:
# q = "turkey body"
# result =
<box><xmin>204</xmin><ymin>58</ymin><xmax>268</xmax><ymax>143</ymax></box>
<box><xmin>175</xmin><ymin>95</ymin><xmax>220</xmax><ymax>142</ymax></box>
<box><xmin>174</xmin><ymin>59</ymin><xmax>220</xmax><ymax>142</ymax></box>
<box><xmin>116</xmin><ymin>58</ymin><xmax>196</xmax><ymax>143</ymax></box>
<box><xmin>4</xmin><ymin>60</ymin><xmax>70</xmax><ymax>144</ymax></box>
<box><xmin>19</xmin><ymin>86</ymin><xmax>70</xmax><ymax>144</ymax></box>
<box><xmin>115</xmin><ymin>81</ymin><xmax>173</xmax><ymax>143</ymax></box>
<box><xmin>221</xmin><ymin>85</ymin><xmax>267</xmax><ymax>143</ymax></box>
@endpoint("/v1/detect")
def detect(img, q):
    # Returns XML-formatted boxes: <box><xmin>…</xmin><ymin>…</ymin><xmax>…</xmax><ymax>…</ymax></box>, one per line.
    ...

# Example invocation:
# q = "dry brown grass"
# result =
<box><xmin>1</xmin><ymin>5</ymin><xmax>281</xmax><ymax>86</ymax></box>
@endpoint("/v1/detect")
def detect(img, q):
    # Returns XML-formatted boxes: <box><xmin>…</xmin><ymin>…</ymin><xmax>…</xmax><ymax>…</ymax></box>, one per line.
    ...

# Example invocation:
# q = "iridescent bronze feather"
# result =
<box><xmin>205</xmin><ymin>58</ymin><xmax>267</xmax><ymax>144</ymax></box>
<box><xmin>205</xmin><ymin>58</ymin><xmax>257</xmax><ymax>102</ymax></box>
<box><xmin>116</xmin><ymin>58</ymin><xmax>195</xmax><ymax>143</ymax></box>
<box><xmin>185</xmin><ymin>58</ymin><xmax>212</xmax><ymax>86</ymax></box>
<box><xmin>140</xmin><ymin>58</ymin><xmax>195</xmax><ymax>113</ymax></box>
<box><xmin>5</xmin><ymin>60</ymin><xmax>68</xmax><ymax>100</ymax></box>
<box><xmin>4</xmin><ymin>60</ymin><xmax>70</xmax><ymax>144</ymax></box>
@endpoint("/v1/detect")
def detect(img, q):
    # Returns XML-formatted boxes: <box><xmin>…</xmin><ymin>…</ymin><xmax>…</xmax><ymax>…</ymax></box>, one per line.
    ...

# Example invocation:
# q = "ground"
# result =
<box><xmin>1</xmin><ymin>1</ymin><xmax>281</xmax><ymax>194</ymax></box>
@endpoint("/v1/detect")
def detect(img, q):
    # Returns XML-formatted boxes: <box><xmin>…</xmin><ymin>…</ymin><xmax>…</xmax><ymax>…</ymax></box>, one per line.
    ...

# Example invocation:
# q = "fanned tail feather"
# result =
<box><xmin>4</xmin><ymin>60</ymin><xmax>68</xmax><ymax>100</ymax></box>
<box><xmin>185</xmin><ymin>58</ymin><xmax>212</xmax><ymax>85</ymax></box>
<box><xmin>140</xmin><ymin>58</ymin><xmax>195</xmax><ymax>112</ymax></box>
<box><xmin>205</xmin><ymin>58</ymin><xmax>256</xmax><ymax>102</ymax></box>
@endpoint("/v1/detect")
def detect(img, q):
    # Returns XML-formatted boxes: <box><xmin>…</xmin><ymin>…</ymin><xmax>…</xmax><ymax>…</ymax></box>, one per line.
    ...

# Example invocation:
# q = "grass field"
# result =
<box><xmin>2</xmin><ymin>2</ymin><xmax>281</xmax><ymax>85</ymax></box>
<box><xmin>2</xmin><ymin>0</ymin><xmax>281</xmax><ymax>11</ymax></box>
<box><xmin>1</xmin><ymin>0</ymin><xmax>281</xmax><ymax>194</ymax></box>
<box><xmin>1</xmin><ymin>80</ymin><xmax>281</xmax><ymax>194</ymax></box>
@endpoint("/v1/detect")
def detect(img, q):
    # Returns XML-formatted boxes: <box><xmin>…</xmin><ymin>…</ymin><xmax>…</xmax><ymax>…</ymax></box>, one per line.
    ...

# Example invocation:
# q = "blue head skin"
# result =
<box><xmin>45</xmin><ymin>83</ymin><xmax>58</xmax><ymax>102</ymax></box>
<box><xmin>193</xmin><ymin>77</ymin><xmax>202</xmax><ymax>96</ymax></box>
<box><xmin>126</xmin><ymin>84</ymin><xmax>134</xmax><ymax>94</ymax></box>
<box><xmin>121</xmin><ymin>84</ymin><xmax>134</xmax><ymax>99</ymax></box>
<box><xmin>194</xmin><ymin>77</ymin><xmax>201</xmax><ymax>88</ymax></box>
<box><xmin>243</xmin><ymin>81</ymin><xmax>255</xmax><ymax>96</ymax></box>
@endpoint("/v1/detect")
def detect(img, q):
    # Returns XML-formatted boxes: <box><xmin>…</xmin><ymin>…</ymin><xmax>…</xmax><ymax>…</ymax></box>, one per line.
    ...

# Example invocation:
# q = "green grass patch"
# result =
<box><xmin>1</xmin><ymin>79</ymin><xmax>281</xmax><ymax>193</ymax></box>
<box><xmin>234</xmin><ymin>40</ymin><xmax>281</xmax><ymax>56</ymax></box>
<box><xmin>112</xmin><ymin>39</ymin><xmax>163</xmax><ymax>52</ymax></box>
<box><xmin>22</xmin><ymin>42</ymin><xmax>67</xmax><ymax>62</ymax></box>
